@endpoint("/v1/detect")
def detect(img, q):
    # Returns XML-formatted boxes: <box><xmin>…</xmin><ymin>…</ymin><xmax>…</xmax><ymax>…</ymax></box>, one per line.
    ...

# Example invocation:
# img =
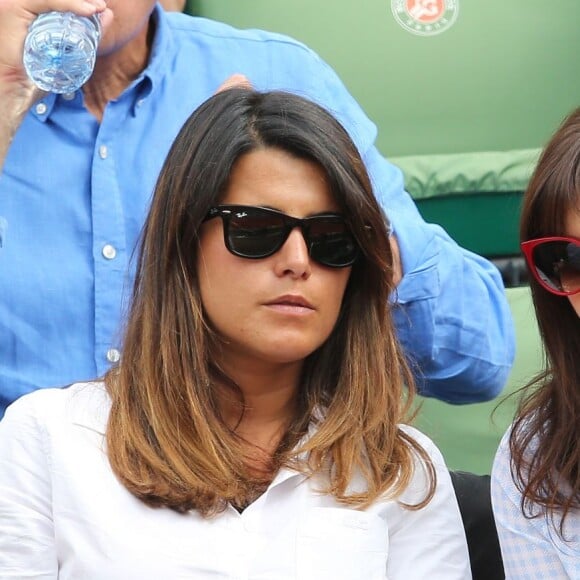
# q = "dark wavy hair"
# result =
<box><xmin>512</xmin><ymin>107</ymin><xmax>580</xmax><ymax>536</ymax></box>
<box><xmin>105</xmin><ymin>88</ymin><xmax>435</xmax><ymax>515</ymax></box>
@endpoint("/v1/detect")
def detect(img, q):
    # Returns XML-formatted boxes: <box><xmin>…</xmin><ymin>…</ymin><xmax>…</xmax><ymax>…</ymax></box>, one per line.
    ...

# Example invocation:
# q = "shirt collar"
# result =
<box><xmin>125</xmin><ymin>3</ymin><xmax>175</xmax><ymax>117</ymax></box>
<box><xmin>29</xmin><ymin>92</ymin><xmax>58</xmax><ymax>122</ymax></box>
<box><xmin>142</xmin><ymin>4</ymin><xmax>173</xmax><ymax>93</ymax></box>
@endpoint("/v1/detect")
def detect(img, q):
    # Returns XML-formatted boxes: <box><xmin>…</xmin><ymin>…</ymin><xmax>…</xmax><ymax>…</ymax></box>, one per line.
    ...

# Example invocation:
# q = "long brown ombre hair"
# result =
<box><xmin>105</xmin><ymin>88</ymin><xmax>435</xmax><ymax>516</ymax></box>
<box><xmin>512</xmin><ymin>107</ymin><xmax>580</xmax><ymax>535</ymax></box>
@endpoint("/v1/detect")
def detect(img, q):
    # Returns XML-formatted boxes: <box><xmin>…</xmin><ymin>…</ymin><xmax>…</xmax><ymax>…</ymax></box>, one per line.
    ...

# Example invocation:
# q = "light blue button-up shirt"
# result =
<box><xmin>492</xmin><ymin>428</ymin><xmax>580</xmax><ymax>578</ymax></box>
<box><xmin>0</xmin><ymin>5</ymin><xmax>514</xmax><ymax>415</ymax></box>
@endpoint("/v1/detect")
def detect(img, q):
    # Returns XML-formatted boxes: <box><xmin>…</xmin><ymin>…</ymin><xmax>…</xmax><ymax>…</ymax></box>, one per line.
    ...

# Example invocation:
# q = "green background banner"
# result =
<box><xmin>186</xmin><ymin>1</ymin><xmax>579</xmax><ymax>157</ymax></box>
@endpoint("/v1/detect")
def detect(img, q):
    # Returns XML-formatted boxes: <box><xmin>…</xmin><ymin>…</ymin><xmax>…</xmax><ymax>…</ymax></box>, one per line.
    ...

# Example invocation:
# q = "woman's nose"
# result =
<box><xmin>273</xmin><ymin>227</ymin><xmax>312</xmax><ymax>279</ymax></box>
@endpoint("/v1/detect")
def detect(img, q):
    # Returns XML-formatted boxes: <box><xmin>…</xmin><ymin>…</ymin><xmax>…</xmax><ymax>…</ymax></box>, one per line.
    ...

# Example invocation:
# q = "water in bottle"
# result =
<box><xmin>23</xmin><ymin>11</ymin><xmax>101</xmax><ymax>94</ymax></box>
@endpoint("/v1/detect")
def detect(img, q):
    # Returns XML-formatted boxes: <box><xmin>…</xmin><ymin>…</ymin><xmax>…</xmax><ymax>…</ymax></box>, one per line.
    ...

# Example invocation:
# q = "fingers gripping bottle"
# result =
<box><xmin>23</xmin><ymin>12</ymin><xmax>101</xmax><ymax>94</ymax></box>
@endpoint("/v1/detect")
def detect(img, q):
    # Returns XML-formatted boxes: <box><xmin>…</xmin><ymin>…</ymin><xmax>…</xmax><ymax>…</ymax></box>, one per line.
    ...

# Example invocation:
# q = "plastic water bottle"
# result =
<box><xmin>23</xmin><ymin>12</ymin><xmax>101</xmax><ymax>94</ymax></box>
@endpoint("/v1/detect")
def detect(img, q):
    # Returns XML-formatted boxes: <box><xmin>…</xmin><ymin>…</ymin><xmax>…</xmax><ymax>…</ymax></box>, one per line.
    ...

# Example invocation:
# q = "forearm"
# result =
<box><xmin>366</xmin><ymin>148</ymin><xmax>515</xmax><ymax>402</ymax></box>
<box><xmin>393</xmin><ymin>227</ymin><xmax>514</xmax><ymax>403</ymax></box>
<box><xmin>0</xmin><ymin>2</ymin><xmax>40</xmax><ymax>175</ymax></box>
<box><xmin>0</xmin><ymin>79</ymin><xmax>40</xmax><ymax>174</ymax></box>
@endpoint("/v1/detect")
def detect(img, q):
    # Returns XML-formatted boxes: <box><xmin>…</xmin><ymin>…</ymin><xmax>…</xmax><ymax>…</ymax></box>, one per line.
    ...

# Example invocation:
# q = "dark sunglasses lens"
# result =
<box><xmin>307</xmin><ymin>219</ymin><xmax>358</xmax><ymax>267</ymax></box>
<box><xmin>227</xmin><ymin>210</ymin><xmax>286</xmax><ymax>258</ymax></box>
<box><xmin>533</xmin><ymin>240</ymin><xmax>580</xmax><ymax>293</ymax></box>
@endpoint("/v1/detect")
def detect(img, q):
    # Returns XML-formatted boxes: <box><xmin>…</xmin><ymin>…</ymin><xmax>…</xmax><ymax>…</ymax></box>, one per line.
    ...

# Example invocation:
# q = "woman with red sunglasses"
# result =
<box><xmin>491</xmin><ymin>108</ymin><xmax>580</xmax><ymax>578</ymax></box>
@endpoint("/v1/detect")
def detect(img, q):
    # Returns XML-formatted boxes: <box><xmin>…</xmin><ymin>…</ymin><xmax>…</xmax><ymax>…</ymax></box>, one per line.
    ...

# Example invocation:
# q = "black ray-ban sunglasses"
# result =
<box><xmin>521</xmin><ymin>236</ymin><xmax>580</xmax><ymax>296</ymax></box>
<box><xmin>203</xmin><ymin>205</ymin><xmax>360</xmax><ymax>268</ymax></box>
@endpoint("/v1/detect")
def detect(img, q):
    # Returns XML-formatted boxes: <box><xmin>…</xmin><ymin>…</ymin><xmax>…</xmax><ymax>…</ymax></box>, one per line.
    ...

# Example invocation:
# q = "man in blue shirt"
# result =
<box><xmin>0</xmin><ymin>0</ymin><xmax>514</xmax><ymax>416</ymax></box>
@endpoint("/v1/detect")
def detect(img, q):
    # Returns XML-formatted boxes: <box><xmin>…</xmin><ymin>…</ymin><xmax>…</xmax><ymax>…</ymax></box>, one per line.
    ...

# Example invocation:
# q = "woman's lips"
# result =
<box><xmin>263</xmin><ymin>294</ymin><xmax>315</xmax><ymax>313</ymax></box>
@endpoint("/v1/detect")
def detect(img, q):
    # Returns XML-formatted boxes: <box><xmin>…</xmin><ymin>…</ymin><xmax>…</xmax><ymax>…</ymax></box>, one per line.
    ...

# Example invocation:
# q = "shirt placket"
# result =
<box><xmin>91</xmin><ymin>100</ymin><xmax>130</xmax><ymax>375</ymax></box>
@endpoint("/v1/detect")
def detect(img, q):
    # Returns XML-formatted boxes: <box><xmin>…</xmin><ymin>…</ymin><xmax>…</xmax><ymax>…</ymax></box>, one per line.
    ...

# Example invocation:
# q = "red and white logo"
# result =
<box><xmin>391</xmin><ymin>0</ymin><xmax>459</xmax><ymax>36</ymax></box>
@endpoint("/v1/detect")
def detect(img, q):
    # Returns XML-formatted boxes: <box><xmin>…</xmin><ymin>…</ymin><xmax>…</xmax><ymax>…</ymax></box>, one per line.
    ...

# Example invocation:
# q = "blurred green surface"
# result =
<box><xmin>189</xmin><ymin>1</ymin><xmax>580</xmax><ymax>157</ymax></box>
<box><xmin>415</xmin><ymin>285</ymin><xmax>544</xmax><ymax>474</ymax></box>
<box><xmin>391</xmin><ymin>149</ymin><xmax>540</xmax><ymax>200</ymax></box>
<box><xmin>392</xmin><ymin>147</ymin><xmax>540</xmax><ymax>257</ymax></box>
<box><xmin>416</xmin><ymin>191</ymin><xmax>523</xmax><ymax>257</ymax></box>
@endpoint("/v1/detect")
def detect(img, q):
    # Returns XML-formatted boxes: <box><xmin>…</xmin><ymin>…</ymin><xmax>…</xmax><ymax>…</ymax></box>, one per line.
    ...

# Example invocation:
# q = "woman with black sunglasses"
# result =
<box><xmin>0</xmin><ymin>88</ymin><xmax>470</xmax><ymax>578</ymax></box>
<box><xmin>491</xmin><ymin>108</ymin><xmax>580</xmax><ymax>578</ymax></box>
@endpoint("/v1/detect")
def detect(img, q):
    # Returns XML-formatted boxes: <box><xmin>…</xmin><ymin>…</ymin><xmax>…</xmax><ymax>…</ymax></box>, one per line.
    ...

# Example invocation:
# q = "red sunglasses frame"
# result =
<box><xmin>521</xmin><ymin>236</ymin><xmax>580</xmax><ymax>296</ymax></box>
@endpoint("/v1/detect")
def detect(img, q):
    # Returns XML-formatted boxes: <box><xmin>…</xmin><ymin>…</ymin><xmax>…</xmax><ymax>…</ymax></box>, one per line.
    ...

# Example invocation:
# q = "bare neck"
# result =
<box><xmin>217</xmin><ymin>360</ymin><xmax>303</xmax><ymax>453</ymax></box>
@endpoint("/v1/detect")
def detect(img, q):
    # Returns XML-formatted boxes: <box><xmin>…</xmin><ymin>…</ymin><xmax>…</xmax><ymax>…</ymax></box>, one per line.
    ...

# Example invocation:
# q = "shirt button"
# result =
<box><xmin>62</xmin><ymin>92</ymin><xmax>75</xmax><ymax>101</ymax></box>
<box><xmin>106</xmin><ymin>349</ymin><xmax>121</xmax><ymax>363</ymax></box>
<box><xmin>35</xmin><ymin>103</ymin><xmax>47</xmax><ymax>115</ymax></box>
<box><xmin>99</xmin><ymin>145</ymin><xmax>108</xmax><ymax>159</ymax></box>
<box><xmin>102</xmin><ymin>244</ymin><xmax>117</xmax><ymax>260</ymax></box>
<box><xmin>136</xmin><ymin>98</ymin><xmax>145</xmax><ymax>107</ymax></box>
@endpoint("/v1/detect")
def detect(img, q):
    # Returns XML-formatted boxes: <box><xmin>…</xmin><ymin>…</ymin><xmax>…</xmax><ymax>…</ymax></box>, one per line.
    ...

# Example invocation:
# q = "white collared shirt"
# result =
<box><xmin>0</xmin><ymin>382</ymin><xmax>471</xmax><ymax>579</ymax></box>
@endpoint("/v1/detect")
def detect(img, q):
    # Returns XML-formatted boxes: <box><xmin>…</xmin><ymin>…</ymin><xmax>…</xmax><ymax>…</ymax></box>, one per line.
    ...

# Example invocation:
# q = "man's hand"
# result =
<box><xmin>0</xmin><ymin>0</ymin><xmax>109</xmax><ymax>173</ymax></box>
<box><xmin>390</xmin><ymin>234</ymin><xmax>403</xmax><ymax>286</ymax></box>
<box><xmin>0</xmin><ymin>0</ymin><xmax>107</xmax><ymax>82</ymax></box>
<box><xmin>216</xmin><ymin>73</ymin><xmax>252</xmax><ymax>93</ymax></box>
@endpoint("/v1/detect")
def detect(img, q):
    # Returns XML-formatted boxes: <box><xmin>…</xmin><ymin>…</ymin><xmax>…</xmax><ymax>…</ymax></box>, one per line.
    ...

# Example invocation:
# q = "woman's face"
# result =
<box><xmin>197</xmin><ymin>148</ymin><xmax>352</xmax><ymax>372</ymax></box>
<box><xmin>565</xmin><ymin>207</ymin><xmax>580</xmax><ymax>317</ymax></box>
